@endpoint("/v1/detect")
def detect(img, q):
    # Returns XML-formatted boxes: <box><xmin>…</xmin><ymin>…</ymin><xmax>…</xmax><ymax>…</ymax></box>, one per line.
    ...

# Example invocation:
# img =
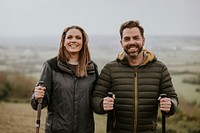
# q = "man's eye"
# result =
<box><xmin>124</xmin><ymin>37</ymin><xmax>130</xmax><ymax>41</ymax></box>
<box><xmin>134</xmin><ymin>37</ymin><xmax>139</xmax><ymax>40</ymax></box>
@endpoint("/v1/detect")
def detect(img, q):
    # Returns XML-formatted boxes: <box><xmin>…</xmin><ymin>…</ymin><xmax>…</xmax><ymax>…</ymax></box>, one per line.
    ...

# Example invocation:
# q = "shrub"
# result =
<box><xmin>0</xmin><ymin>71</ymin><xmax>11</xmax><ymax>100</ymax></box>
<box><xmin>0</xmin><ymin>71</ymin><xmax>37</xmax><ymax>102</ymax></box>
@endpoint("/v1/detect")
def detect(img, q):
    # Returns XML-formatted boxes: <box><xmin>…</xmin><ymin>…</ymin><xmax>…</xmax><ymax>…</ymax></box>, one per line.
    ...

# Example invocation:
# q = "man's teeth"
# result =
<box><xmin>130</xmin><ymin>47</ymin><xmax>137</xmax><ymax>50</ymax></box>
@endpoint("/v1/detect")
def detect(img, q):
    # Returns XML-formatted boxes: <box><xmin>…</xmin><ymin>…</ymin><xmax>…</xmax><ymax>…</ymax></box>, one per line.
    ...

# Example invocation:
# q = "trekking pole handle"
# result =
<box><xmin>160</xmin><ymin>94</ymin><xmax>167</xmax><ymax>98</ymax></box>
<box><xmin>106</xmin><ymin>92</ymin><xmax>114</xmax><ymax>133</ymax></box>
<box><xmin>160</xmin><ymin>94</ymin><xmax>167</xmax><ymax>133</ymax></box>
<box><xmin>108</xmin><ymin>92</ymin><xmax>113</xmax><ymax>98</ymax></box>
<box><xmin>37</xmin><ymin>81</ymin><xmax>45</xmax><ymax>103</ymax></box>
<box><xmin>38</xmin><ymin>81</ymin><xmax>45</xmax><ymax>87</ymax></box>
<box><xmin>35</xmin><ymin>81</ymin><xmax>45</xmax><ymax>133</ymax></box>
<box><xmin>160</xmin><ymin>94</ymin><xmax>167</xmax><ymax>112</ymax></box>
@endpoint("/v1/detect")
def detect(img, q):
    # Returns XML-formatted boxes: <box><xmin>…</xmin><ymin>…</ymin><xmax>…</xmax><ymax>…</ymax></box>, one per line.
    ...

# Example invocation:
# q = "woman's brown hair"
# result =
<box><xmin>57</xmin><ymin>26</ymin><xmax>91</xmax><ymax>77</ymax></box>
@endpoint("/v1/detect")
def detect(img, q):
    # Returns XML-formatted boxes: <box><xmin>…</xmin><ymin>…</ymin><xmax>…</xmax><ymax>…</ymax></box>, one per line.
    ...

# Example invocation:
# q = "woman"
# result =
<box><xmin>31</xmin><ymin>26</ymin><xmax>98</xmax><ymax>133</ymax></box>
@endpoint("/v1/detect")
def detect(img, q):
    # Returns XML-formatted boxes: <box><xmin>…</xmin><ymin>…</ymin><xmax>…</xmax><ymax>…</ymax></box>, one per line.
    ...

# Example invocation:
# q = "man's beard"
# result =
<box><xmin>124</xmin><ymin>44</ymin><xmax>143</xmax><ymax>58</ymax></box>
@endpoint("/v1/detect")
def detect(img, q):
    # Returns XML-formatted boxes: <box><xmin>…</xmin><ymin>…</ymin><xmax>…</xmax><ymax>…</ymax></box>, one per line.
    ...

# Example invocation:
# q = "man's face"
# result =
<box><xmin>120</xmin><ymin>27</ymin><xmax>145</xmax><ymax>58</ymax></box>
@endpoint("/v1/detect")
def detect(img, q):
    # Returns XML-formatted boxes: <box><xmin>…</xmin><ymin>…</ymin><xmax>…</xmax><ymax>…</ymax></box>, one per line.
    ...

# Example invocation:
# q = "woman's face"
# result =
<box><xmin>64</xmin><ymin>28</ymin><xmax>83</xmax><ymax>55</ymax></box>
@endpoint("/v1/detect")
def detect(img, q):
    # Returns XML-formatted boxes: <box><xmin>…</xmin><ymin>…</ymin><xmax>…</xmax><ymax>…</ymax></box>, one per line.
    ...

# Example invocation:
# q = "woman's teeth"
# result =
<box><xmin>70</xmin><ymin>44</ymin><xmax>78</xmax><ymax>48</ymax></box>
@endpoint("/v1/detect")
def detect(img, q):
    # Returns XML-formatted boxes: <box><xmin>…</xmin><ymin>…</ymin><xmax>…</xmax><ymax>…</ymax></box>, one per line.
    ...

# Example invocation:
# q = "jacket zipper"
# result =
<box><xmin>134</xmin><ymin>70</ymin><xmax>138</xmax><ymax>133</ymax></box>
<box><xmin>73</xmin><ymin>77</ymin><xmax>77</xmax><ymax>133</ymax></box>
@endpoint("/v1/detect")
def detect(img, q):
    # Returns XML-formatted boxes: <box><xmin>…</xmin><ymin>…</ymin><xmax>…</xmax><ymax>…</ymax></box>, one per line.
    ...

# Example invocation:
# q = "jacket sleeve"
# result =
<box><xmin>30</xmin><ymin>61</ymin><xmax>52</xmax><ymax>110</ymax></box>
<box><xmin>92</xmin><ymin>64</ymin><xmax>112</xmax><ymax>114</ymax></box>
<box><xmin>160</xmin><ymin>64</ymin><xmax>179</xmax><ymax>117</ymax></box>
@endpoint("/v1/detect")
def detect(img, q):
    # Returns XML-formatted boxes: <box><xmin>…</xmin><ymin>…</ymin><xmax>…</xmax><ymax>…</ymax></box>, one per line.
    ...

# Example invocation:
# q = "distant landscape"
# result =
<box><xmin>0</xmin><ymin>35</ymin><xmax>200</xmax><ymax>133</ymax></box>
<box><xmin>0</xmin><ymin>35</ymin><xmax>200</xmax><ymax>103</ymax></box>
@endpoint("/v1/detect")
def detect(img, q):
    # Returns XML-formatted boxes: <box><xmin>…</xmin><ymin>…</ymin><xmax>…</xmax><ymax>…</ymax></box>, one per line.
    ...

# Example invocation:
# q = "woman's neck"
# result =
<box><xmin>68</xmin><ymin>53</ymin><xmax>79</xmax><ymax>65</ymax></box>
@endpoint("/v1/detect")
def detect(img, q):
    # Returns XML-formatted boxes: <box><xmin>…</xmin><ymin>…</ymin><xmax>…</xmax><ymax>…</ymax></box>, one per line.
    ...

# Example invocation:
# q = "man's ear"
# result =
<box><xmin>142</xmin><ymin>37</ymin><xmax>145</xmax><ymax>46</ymax></box>
<box><xmin>120</xmin><ymin>40</ymin><xmax>123</xmax><ymax>47</ymax></box>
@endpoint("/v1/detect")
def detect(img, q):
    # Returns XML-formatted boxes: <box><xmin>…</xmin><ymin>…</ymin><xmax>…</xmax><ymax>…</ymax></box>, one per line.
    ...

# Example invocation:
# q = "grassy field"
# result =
<box><xmin>0</xmin><ymin>102</ymin><xmax>42</xmax><ymax>133</ymax></box>
<box><xmin>0</xmin><ymin>102</ymin><xmax>107</xmax><ymax>133</ymax></box>
<box><xmin>0</xmin><ymin>99</ymin><xmax>200</xmax><ymax>133</ymax></box>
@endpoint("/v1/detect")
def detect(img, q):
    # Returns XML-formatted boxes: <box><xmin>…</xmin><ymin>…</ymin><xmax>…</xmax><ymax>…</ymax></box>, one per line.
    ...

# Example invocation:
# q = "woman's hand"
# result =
<box><xmin>34</xmin><ymin>86</ymin><xmax>46</xmax><ymax>101</ymax></box>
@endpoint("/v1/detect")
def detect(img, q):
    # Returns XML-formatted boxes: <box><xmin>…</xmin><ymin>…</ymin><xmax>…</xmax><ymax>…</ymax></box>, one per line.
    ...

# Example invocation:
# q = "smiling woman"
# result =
<box><xmin>30</xmin><ymin>25</ymin><xmax>98</xmax><ymax>133</ymax></box>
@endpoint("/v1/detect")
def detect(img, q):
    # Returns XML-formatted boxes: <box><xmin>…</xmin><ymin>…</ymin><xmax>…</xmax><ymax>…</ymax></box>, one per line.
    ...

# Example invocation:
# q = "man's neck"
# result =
<box><xmin>127</xmin><ymin>52</ymin><xmax>144</xmax><ymax>66</ymax></box>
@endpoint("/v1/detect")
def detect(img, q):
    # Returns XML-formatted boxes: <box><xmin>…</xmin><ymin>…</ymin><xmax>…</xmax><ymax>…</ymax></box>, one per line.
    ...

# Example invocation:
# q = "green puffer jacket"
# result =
<box><xmin>92</xmin><ymin>49</ymin><xmax>178</xmax><ymax>133</ymax></box>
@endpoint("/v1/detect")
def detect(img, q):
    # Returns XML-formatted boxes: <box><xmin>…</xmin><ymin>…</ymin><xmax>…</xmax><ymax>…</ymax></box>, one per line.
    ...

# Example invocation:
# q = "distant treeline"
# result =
<box><xmin>0</xmin><ymin>71</ymin><xmax>36</xmax><ymax>102</ymax></box>
<box><xmin>183</xmin><ymin>78</ymin><xmax>200</xmax><ymax>85</ymax></box>
<box><xmin>170</xmin><ymin>70</ymin><xmax>200</xmax><ymax>85</ymax></box>
<box><xmin>170</xmin><ymin>70</ymin><xmax>200</xmax><ymax>76</ymax></box>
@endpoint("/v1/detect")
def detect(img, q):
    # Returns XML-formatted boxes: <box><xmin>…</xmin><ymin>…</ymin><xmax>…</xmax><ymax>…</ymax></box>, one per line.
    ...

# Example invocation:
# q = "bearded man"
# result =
<box><xmin>92</xmin><ymin>20</ymin><xmax>178</xmax><ymax>133</ymax></box>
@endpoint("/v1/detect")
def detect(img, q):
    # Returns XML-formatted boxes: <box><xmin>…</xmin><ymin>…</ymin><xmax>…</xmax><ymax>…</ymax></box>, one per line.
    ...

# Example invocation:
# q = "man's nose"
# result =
<box><xmin>129</xmin><ymin>38</ymin><xmax>135</xmax><ymax>44</ymax></box>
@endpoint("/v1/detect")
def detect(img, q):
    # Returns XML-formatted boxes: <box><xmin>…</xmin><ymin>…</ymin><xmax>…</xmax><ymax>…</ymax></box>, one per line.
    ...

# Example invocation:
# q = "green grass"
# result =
<box><xmin>0</xmin><ymin>102</ymin><xmax>108</xmax><ymax>133</ymax></box>
<box><xmin>0</xmin><ymin>100</ymin><xmax>200</xmax><ymax>133</ymax></box>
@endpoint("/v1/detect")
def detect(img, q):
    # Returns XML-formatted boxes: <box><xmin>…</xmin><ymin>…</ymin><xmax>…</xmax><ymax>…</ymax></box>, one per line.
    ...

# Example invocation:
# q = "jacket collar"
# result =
<box><xmin>57</xmin><ymin>60</ymin><xmax>96</xmax><ymax>74</ymax></box>
<box><xmin>57</xmin><ymin>60</ymin><xmax>73</xmax><ymax>73</ymax></box>
<box><xmin>117</xmin><ymin>49</ymin><xmax>156</xmax><ymax>66</ymax></box>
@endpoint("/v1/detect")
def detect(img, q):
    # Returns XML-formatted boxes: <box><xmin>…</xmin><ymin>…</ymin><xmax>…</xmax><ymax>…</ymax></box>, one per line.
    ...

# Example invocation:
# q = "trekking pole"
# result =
<box><xmin>160</xmin><ymin>94</ymin><xmax>167</xmax><ymax>133</ymax></box>
<box><xmin>35</xmin><ymin>81</ymin><xmax>44</xmax><ymax>133</ymax></box>
<box><xmin>106</xmin><ymin>92</ymin><xmax>114</xmax><ymax>133</ymax></box>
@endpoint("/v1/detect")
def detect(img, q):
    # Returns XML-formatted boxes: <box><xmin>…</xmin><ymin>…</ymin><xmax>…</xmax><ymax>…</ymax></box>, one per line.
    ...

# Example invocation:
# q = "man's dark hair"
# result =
<box><xmin>119</xmin><ymin>20</ymin><xmax>144</xmax><ymax>39</ymax></box>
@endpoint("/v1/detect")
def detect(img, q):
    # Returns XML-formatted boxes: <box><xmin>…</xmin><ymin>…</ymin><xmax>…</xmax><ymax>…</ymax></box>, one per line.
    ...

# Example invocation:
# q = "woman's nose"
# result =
<box><xmin>71</xmin><ymin>37</ymin><xmax>77</xmax><ymax>42</ymax></box>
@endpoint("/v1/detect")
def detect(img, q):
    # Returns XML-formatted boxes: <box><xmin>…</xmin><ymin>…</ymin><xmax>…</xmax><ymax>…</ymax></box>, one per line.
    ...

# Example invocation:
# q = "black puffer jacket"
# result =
<box><xmin>92</xmin><ymin>50</ymin><xmax>178</xmax><ymax>133</ymax></box>
<box><xmin>31</xmin><ymin>57</ymin><xmax>98</xmax><ymax>133</ymax></box>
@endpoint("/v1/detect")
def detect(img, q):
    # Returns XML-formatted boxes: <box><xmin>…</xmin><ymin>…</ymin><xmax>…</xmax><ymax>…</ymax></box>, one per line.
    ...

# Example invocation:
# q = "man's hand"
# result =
<box><xmin>158</xmin><ymin>97</ymin><xmax>172</xmax><ymax>113</ymax></box>
<box><xmin>103</xmin><ymin>95</ymin><xmax>115</xmax><ymax>111</ymax></box>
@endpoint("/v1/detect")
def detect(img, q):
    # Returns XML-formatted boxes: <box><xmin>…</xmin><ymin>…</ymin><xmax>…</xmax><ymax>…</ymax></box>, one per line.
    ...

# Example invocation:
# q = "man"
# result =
<box><xmin>92</xmin><ymin>20</ymin><xmax>178</xmax><ymax>133</ymax></box>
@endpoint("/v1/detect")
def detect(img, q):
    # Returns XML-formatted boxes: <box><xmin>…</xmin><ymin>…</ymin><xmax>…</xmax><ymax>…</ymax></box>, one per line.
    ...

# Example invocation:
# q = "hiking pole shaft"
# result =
<box><xmin>36</xmin><ymin>81</ymin><xmax>44</xmax><ymax>133</ymax></box>
<box><xmin>106</xmin><ymin>92</ymin><xmax>113</xmax><ymax>133</ymax></box>
<box><xmin>160</xmin><ymin>94</ymin><xmax>167</xmax><ymax>133</ymax></box>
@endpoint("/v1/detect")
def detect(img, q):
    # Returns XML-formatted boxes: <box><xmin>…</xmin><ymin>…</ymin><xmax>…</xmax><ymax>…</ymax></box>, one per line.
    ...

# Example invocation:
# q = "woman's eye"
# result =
<box><xmin>67</xmin><ymin>36</ymin><xmax>72</xmax><ymax>39</ymax></box>
<box><xmin>76</xmin><ymin>36</ymin><xmax>81</xmax><ymax>40</ymax></box>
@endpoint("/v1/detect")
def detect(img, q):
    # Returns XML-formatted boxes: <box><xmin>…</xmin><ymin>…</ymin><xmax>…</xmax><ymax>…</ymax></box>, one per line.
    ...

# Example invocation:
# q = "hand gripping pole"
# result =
<box><xmin>160</xmin><ymin>94</ymin><xmax>167</xmax><ymax>133</ymax></box>
<box><xmin>35</xmin><ymin>81</ymin><xmax>44</xmax><ymax>133</ymax></box>
<box><xmin>106</xmin><ymin>92</ymin><xmax>114</xmax><ymax>133</ymax></box>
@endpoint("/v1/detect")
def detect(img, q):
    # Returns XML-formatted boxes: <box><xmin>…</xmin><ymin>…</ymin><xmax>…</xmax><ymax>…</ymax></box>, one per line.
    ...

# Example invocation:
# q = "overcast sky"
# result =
<box><xmin>0</xmin><ymin>0</ymin><xmax>200</xmax><ymax>37</ymax></box>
